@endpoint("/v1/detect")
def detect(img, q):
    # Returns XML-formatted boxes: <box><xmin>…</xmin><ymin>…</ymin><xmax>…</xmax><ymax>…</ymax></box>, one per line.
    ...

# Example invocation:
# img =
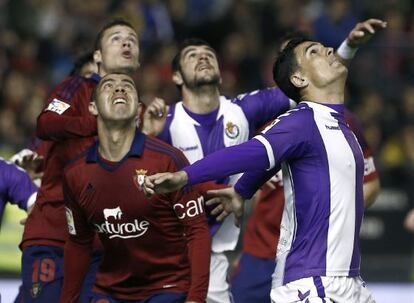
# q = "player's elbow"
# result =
<box><xmin>36</xmin><ymin>112</ymin><xmax>60</xmax><ymax>141</ymax></box>
<box><xmin>363</xmin><ymin>178</ymin><xmax>381</xmax><ymax>209</ymax></box>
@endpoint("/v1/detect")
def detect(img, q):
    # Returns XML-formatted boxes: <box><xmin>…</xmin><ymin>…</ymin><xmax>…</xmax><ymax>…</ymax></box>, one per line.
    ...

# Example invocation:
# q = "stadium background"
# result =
<box><xmin>0</xmin><ymin>0</ymin><xmax>413</xmax><ymax>301</ymax></box>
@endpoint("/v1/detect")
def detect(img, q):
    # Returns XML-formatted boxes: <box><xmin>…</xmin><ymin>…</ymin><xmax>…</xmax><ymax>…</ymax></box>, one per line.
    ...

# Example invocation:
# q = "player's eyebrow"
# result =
<box><xmin>304</xmin><ymin>42</ymin><xmax>320</xmax><ymax>55</ymax></box>
<box><xmin>182</xmin><ymin>46</ymin><xmax>216</xmax><ymax>58</ymax></box>
<box><xmin>122</xmin><ymin>78</ymin><xmax>136</xmax><ymax>87</ymax></box>
<box><xmin>100</xmin><ymin>78</ymin><xmax>114</xmax><ymax>87</ymax></box>
<box><xmin>108</xmin><ymin>31</ymin><xmax>137</xmax><ymax>39</ymax></box>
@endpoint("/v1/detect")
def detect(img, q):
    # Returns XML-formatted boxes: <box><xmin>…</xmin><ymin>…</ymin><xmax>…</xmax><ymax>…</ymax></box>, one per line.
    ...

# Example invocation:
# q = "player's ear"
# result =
<box><xmin>93</xmin><ymin>50</ymin><xmax>102</xmax><ymax>65</ymax></box>
<box><xmin>290</xmin><ymin>72</ymin><xmax>308</xmax><ymax>89</ymax></box>
<box><xmin>89</xmin><ymin>101</ymin><xmax>98</xmax><ymax>116</ymax></box>
<box><xmin>172</xmin><ymin>71</ymin><xmax>184</xmax><ymax>86</ymax></box>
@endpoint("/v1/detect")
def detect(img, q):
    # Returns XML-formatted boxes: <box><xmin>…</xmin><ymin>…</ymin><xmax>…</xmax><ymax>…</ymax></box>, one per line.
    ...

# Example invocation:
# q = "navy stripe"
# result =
<box><xmin>64</xmin><ymin>77</ymin><xmax>83</xmax><ymax>100</ymax></box>
<box><xmin>57</xmin><ymin>77</ymin><xmax>84</xmax><ymax>101</ymax></box>
<box><xmin>146</xmin><ymin>139</ymin><xmax>188</xmax><ymax>170</ymax></box>
<box><xmin>145</xmin><ymin>144</ymin><xmax>192</xmax><ymax>194</ymax></box>
<box><xmin>56</xmin><ymin>77</ymin><xmax>74</xmax><ymax>100</ymax></box>
<box><xmin>145</xmin><ymin>144</ymin><xmax>187</xmax><ymax>172</ymax></box>
<box><xmin>313</xmin><ymin>276</ymin><xmax>326</xmax><ymax>301</ymax></box>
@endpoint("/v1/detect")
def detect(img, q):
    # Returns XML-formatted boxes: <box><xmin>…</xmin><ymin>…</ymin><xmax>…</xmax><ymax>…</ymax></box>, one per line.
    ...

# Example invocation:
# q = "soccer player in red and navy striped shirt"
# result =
<box><xmin>60</xmin><ymin>73</ymin><xmax>211</xmax><ymax>303</ymax></box>
<box><xmin>19</xmin><ymin>20</ymin><xmax>140</xmax><ymax>302</ymax></box>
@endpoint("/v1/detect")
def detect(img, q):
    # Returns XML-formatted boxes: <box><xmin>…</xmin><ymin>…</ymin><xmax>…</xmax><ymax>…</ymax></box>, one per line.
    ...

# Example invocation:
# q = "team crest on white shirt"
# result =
<box><xmin>133</xmin><ymin>169</ymin><xmax>147</xmax><ymax>191</ymax></box>
<box><xmin>225</xmin><ymin>121</ymin><xmax>240</xmax><ymax>139</ymax></box>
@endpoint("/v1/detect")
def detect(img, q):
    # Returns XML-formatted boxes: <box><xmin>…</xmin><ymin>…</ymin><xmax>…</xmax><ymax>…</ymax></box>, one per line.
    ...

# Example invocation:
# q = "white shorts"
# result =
<box><xmin>207</xmin><ymin>252</ymin><xmax>233</xmax><ymax>303</ymax></box>
<box><xmin>270</xmin><ymin>276</ymin><xmax>375</xmax><ymax>303</ymax></box>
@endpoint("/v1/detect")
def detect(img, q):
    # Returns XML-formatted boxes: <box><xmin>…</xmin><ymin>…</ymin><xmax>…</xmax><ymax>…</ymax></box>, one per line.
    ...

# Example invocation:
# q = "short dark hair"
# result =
<box><xmin>70</xmin><ymin>51</ymin><xmax>94</xmax><ymax>76</ymax></box>
<box><xmin>278</xmin><ymin>31</ymin><xmax>312</xmax><ymax>52</ymax></box>
<box><xmin>272</xmin><ymin>37</ymin><xmax>314</xmax><ymax>102</ymax></box>
<box><xmin>171</xmin><ymin>38</ymin><xmax>215</xmax><ymax>73</ymax></box>
<box><xmin>94</xmin><ymin>19</ymin><xmax>135</xmax><ymax>51</ymax></box>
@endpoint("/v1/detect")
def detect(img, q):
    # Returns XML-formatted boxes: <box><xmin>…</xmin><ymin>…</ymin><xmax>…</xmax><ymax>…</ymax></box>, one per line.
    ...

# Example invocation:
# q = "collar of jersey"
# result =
<box><xmin>86</xmin><ymin>129</ymin><xmax>146</xmax><ymax>170</ymax></box>
<box><xmin>90</xmin><ymin>73</ymin><xmax>101</xmax><ymax>83</ymax></box>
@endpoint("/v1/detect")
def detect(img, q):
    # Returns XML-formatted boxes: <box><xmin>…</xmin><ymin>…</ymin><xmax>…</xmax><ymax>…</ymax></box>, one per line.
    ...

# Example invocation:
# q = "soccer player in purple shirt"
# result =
<box><xmin>142</xmin><ymin>38</ymin><xmax>294</xmax><ymax>303</ymax></box>
<box><xmin>0</xmin><ymin>158</ymin><xmax>38</xmax><ymax>228</ymax></box>
<box><xmin>144</xmin><ymin>19</ymin><xmax>387</xmax><ymax>303</ymax></box>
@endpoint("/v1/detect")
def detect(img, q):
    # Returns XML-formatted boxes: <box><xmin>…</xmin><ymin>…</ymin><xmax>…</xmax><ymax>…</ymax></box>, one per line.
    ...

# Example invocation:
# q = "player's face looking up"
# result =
<box><xmin>292</xmin><ymin>41</ymin><xmax>347</xmax><ymax>90</ymax></box>
<box><xmin>90</xmin><ymin>73</ymin><xmax>140</xmax><ymax>123</ymax></box>
<box><xmin>94</xmin><ymin>25</ymin><xmax>139</xmax><ymax>75</ymax></box>
<box><xmin>174</xmin><ymin>45</ymin><xmax>221</xmax><ymax>88</ymax></box>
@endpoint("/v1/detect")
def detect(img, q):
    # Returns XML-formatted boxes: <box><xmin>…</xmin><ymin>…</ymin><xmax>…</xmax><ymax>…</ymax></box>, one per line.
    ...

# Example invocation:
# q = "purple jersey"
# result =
<box><xmin>157</xmin><ymin>88</ymin><xmax>291</xmax><ymax>252</ymax></box>
<box><xmin>183</xmin><ymin>102</ymin><xmax>365</xmax><ymax>285</ymax></box>
<box><xmin>0</xmin><ymin>158</ymin><xmax>37</xmax><ymax>227</ymax></box>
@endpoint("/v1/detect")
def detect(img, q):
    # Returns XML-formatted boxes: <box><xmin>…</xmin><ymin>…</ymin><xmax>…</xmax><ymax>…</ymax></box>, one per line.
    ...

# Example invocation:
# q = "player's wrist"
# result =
<box><xmin>337</xmin><ymin>40</ymin><xmax>358</xmax><ymax>60</ymax></box>
<box><xmin>178</xmin><ymin>170</ymin><xmax>189</xmax><ymax>187</ymax></box>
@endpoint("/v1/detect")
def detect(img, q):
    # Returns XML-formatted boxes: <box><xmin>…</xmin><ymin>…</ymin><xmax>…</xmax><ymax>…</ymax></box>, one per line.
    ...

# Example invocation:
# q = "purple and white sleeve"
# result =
<box><xmin>183</xmin><ymin>139</ymin><xmax>269</xmax><ymax>186</ymax></box>
<box><xmin>232</xmin><ymin>87</ymin><xmax>293</xmax><ymax>133</ymax></box>
<box><xmin>2</xmin><ymin>161</ymin><xmax>37</xmax><ymax>210</ymax></box>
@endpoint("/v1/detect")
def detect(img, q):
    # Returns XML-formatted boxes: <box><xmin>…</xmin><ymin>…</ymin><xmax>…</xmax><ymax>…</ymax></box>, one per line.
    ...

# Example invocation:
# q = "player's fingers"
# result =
<box><xmin>151</xmin><ymin>98</ymin><xmax>167</xmax><ymax>117</ymax></box>
<box><xmin>205</xmin><ymin>197</ymin><xmax>222</xmax><ymax>206</ymax></box>
<box><xmin>20</xmin><ymin>217</ymin><xmax>27</xmax><ymax>225</ymax></box>
<box><xmin>362</xmin><ymin>22</ymin><xmax>375</xmax><ymax>34</ymax></box>
<box><xmin>216</xmin><ymin>210</ymin><xmax>229</xmax><ymax>222</ymax></box>
<box><xmin>153</xmin><ymin>174</ymin><xmax>171</xmax><ymax>185</ymax></box>
<box><xmin>350</xmin><ymin>30</ymin><xmax>365</xmax><ymax>39</ymax></box>
<box><xmin>143</xmin><ymin>187</ymin><xmax>155</xmax><ymax>198</ymax></box>
<box><xmin>210</xmin><ymin>204</ymin><xmax>224</xmax><ymax>216</ymax></box>
<box><xmin>366</xmin><ymin>19</ymin><xmax>387</xmax><ymax>27</ymax></box>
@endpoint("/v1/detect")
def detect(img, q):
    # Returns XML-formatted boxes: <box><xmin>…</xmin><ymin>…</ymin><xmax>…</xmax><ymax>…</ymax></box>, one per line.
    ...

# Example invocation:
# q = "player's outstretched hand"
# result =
<box><xmin>144</xmin><ymin>171</ymin><xmax>189</xmax><ymax>196</ymax></box>
<box><xmin>141</xmin><ymin>97</ymin><xmax>169</xmax><ymax>136</ymax></box>
<box><xmin>10</xmin><ymin>149</ymin><xmax>44</xmax><ymax>181</ymax></box>
<box><xmin>205</xmin><ymin>187</ymin><xmax>244</xmax><ymax>227</ymax></box>
<box><xmin>347</xmin><ymin>19</ymin><xmax>387</xmax><ymax>48</ymax></box>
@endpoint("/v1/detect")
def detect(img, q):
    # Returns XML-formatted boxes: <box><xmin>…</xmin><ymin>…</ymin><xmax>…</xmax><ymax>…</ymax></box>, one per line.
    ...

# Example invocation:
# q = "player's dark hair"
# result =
<box><xmin>171</xmin><ymin>38</ymin><xmax>215</xmax><ymax>73</ymax></box>
<box><xmin>278</xmin><ymin>31</ymin><xmax>312</xmax><ymax>52</ymax></box>
<box><xmin>69</xmin><ymin>51</ymin><xmax>94</xmax><ymax>76</ymax></box>
<box><xmin>94</xmin><ymin>19</ymin><xmax>135</xmax><ymax>51</ymax></box>
<box><xmin>273</xmin><ymin>37</ymin><xmax>314</xmax><ymax>102</ymax></box>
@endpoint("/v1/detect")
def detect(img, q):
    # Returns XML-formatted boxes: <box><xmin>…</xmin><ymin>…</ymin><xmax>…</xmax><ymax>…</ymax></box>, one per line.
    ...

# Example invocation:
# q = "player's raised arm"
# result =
<box><xmin>336</xmin><ymin>18</ymin><xmax>387</xmax><ymax>66</ymax></box>
<box><xmin>144</xmin><ymin>138</ymin><xmax>270</xmax><ymax>195</ymax></box>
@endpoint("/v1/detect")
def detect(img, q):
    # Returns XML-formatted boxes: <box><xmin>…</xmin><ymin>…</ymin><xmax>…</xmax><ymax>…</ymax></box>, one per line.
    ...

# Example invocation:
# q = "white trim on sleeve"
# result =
<box><xmin>254</xmin><ymin>135</ymin><xmax>275</xmax><ymax>170</ymax></box>
<box><xmin>26</xmin><ymin>192</ymin><xmax>37</xmax><ymax>209</ymax></box>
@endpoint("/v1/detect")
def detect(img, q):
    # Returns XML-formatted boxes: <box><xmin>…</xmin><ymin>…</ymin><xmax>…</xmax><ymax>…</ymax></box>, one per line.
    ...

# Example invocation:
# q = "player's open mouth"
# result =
<box><xmin>197</xmin><ymin>64</ymin><xmax>212</xmax><ymax>71</ymax></box>
<box><xmin>113</xmin><ymin>98</ymin><xmax>127</xmax><ymax>105</ymax></box>
<box><xmin>122</xmin><ymin>51</ymin><xmax>132</xmax><ymax>59</ymax></box>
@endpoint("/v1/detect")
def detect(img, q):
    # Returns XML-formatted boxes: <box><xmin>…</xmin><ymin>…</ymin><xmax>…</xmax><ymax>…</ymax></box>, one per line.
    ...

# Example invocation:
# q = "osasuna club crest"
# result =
<box><xmin>31</xmin><ymin>282</ymin><xmax>41</xmax><ymax>298</ymax></box>
<box><xmin>225</xmin><ymin>121</ymin><xmax>240</xmax><ymax>139</ymax></box>
<box><xmin>133</xmin><ymin>169</ymin><xmax>147</xmax><ymax>191</ymax></box>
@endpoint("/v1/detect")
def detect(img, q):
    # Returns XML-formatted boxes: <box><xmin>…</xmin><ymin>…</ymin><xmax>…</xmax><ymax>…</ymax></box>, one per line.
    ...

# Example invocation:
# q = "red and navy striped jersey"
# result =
<box><xmin>22</xmin><ymin>74</ymin><xmax>100</xmax><ymax>249</ymax></box>
<box><xmin>62</xmin><ymin>131</ymin><xmax>210</xmax><ymax>302</ymax></box>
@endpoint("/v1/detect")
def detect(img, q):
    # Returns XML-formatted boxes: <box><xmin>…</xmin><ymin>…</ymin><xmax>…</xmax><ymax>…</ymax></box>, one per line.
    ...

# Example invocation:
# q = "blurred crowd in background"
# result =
<box><xmin>0</xmin><ymin>0</ymin><xmax>413</xmax><ymax>279</ymax></box>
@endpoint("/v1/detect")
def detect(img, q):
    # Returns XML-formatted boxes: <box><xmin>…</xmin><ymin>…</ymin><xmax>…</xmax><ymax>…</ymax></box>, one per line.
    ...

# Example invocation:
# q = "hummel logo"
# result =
<box><xmin>163</xmin><ymin>284</ymin><xmax>177</xmax><ymax>288</ymax></box>
<box><xmin>179</xmin><ymin>145</ymin><xmax>198</xmax><ymax>151</ymax></box>
<box><xmin>325</xmin><ymin>125</ymin><xmax>340</xmax><ymax>130</ymax></box>
<box><xmin>298</xmin><ymin>289</ymin><xmax>310</xmax><ymax>301</ymax></box>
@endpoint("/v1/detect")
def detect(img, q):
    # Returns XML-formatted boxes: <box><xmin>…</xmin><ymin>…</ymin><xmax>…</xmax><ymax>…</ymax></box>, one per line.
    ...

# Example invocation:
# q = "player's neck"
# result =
<box><xmin>303</xmin><ymin>83</ymin><xmax>345</xmax><ymax>104</ymax></box>
<box><xmin>181</xmin><ymin>85</ymin><xmax>220</xmax><ymax>114</ymax></box>
<box><xmin>97</xmin><ymin>122</ymin><xmax>136</xmax><ymax>162</ymax></box>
